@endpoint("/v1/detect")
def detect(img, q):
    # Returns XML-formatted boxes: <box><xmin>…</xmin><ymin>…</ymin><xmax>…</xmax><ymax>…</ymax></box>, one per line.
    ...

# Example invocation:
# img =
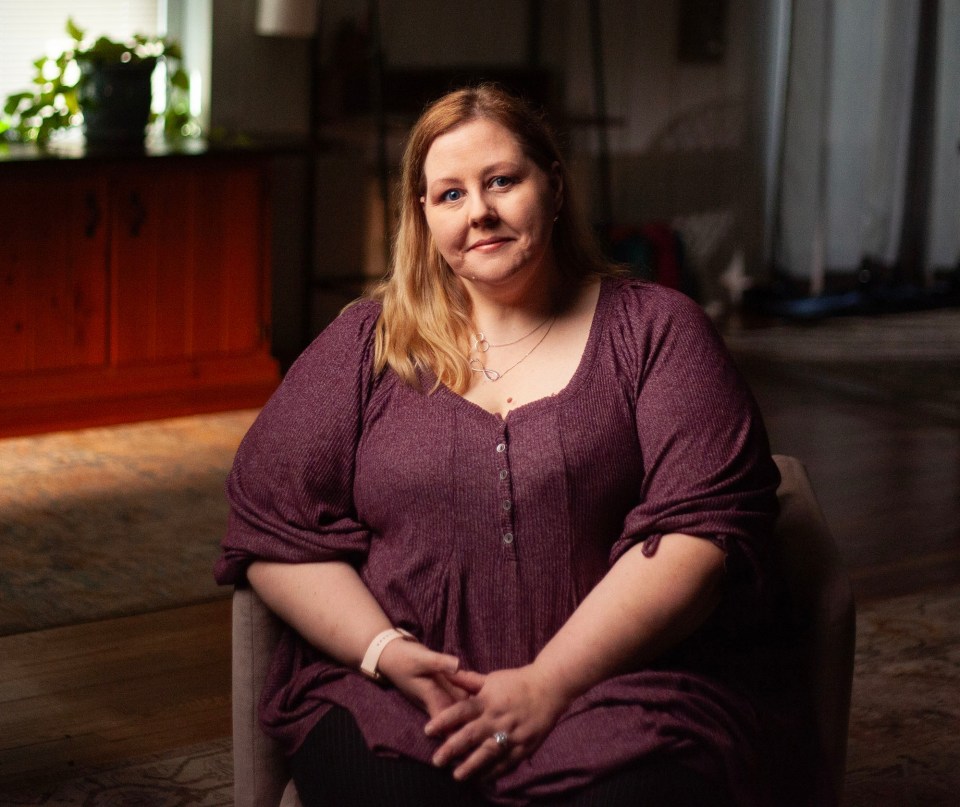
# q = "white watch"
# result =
<box><xmin>360</xmin><ymin>627</ymin><xmax>415</xmax><ymax>680</ymax></box>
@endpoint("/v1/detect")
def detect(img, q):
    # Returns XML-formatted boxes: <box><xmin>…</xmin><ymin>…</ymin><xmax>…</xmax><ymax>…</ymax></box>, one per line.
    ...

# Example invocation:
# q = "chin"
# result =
<box><xmin>463</xmin><ymin>267</ymin><xmax>529</xmax><ymax>286</ymax></box>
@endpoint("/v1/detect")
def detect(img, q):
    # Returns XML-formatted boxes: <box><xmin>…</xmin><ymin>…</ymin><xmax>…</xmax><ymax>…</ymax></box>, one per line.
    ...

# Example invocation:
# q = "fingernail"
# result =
<box><xmin>424</xmin><ymin>723</ymin><xmax>433</xmax><ymax>736</ymax></box>
<box><xmin>432</xmin><ymin>753</ymin><xmax>443</xmax><ymax>767</ymax></box>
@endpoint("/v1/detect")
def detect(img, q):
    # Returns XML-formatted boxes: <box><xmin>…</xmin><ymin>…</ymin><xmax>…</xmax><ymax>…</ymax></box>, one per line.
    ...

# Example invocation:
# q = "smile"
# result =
<box><xmin>468</xmin><ymin>237</ymin><xmax>512</xmax><ymax>252</ymax></box>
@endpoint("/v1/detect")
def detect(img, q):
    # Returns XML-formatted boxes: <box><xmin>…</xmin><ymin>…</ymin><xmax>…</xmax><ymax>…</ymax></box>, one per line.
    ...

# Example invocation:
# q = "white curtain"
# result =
<box><xmin>927</xmin><ymin>0</ymin><xmax>960</xmax><ymax>273</ymax></box>
<box><xmin>771</xmin><ymin>0</ymin><xmax>959</xmax><ymax>289</ymax></box>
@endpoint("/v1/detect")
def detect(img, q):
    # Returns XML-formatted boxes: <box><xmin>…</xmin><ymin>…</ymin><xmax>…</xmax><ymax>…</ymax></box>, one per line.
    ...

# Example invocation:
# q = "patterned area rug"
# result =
<box><xmin>1</xmin><ymin>585</ymin><xmax>956</xmax><ymax>806</ymax></box>
<box><xmin>845</xmin><ymin>585</ymin><xmax>960</xmax><ymax>806</ymax></box>
<box><xmin>0</xmin><ymin>410</ymin><xmax>258</xmax><ymax>636</ymax></box>
<box><xmin>0</xmin><ymin>739</ymin><xmax>233</xmax><ymax>806</ymax></box>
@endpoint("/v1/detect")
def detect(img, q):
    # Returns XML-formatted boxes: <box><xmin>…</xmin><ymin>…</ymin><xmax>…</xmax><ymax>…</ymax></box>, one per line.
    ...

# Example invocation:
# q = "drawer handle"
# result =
<box><xmin>129</xmin><ymin>191</ymin><xmax>147</xmax><ymax>237</ymax></box>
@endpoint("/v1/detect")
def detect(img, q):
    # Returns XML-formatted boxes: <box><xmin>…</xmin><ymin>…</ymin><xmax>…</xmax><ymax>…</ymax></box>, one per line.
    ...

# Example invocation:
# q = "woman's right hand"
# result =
<box><xmin>376</xmin><ymin>639</ymin><xmax>469</xmax><ymax>719</ymax></box>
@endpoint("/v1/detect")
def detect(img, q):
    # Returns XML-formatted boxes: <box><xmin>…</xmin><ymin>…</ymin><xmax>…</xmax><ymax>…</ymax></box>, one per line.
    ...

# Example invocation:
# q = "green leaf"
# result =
<box><xmin>170</xmin><ymin>69</ymin><xmax>190</xmax><ymax>90</ymax></box>
<box><xmin>66</xmin><ymin>17</ymin><xmax>85</xmax><ymax>42</ymax></box>
<box><xmin>4</xmin><ymin>93</ymin><xmax>31</xmax><ymax>114</ymax></box>
<box><xmin>83</xmin><ymin>36</ymin><xmax>130</xmax><ymax>63</ymax></box>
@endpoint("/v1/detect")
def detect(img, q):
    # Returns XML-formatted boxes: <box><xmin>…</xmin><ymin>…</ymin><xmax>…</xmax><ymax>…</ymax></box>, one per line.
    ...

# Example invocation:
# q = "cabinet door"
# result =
<box><xmin>109</xmin><ymin>163</ymin><xmax>193</xmax><ymax>364</ymax></box>
<box><xmin>188</xmin><ymin>161</ymin><xmax>269</xmax><ymax>358</ymax></box>
<box><xmin>109</xmin><ymin>160</ymin><xmax>269</xmax><ymax>365</ymax></box>
<box><xmin>0</xmin><ymin>167</ymin><xmax>108</xmax><ymax>374</ymax></box>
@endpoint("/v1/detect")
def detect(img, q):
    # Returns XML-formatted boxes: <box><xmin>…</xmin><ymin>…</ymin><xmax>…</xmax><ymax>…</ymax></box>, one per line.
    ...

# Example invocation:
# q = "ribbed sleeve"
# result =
<box><xmin>214</xmin><ymin>301</ymin><xmax>381</xmax><ymax>585</ymax></box>
<box><xmin>609</xmin><ymin>282</ymin><xmax>780</xmax><ymax>592</ymax></box>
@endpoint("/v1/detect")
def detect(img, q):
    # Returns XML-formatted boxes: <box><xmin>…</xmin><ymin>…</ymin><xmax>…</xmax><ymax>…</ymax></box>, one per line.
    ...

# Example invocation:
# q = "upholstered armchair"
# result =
<box><xmin>231</xmin><ymin>455</ymin><xmax>855</xmax><ymax>807</ymax></box>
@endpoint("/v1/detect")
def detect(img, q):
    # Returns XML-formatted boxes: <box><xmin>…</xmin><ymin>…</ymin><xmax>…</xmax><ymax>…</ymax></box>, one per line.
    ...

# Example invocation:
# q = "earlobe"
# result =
<box><xmin>550</xmin><ymin>162</ymin><xmax>564</xmax><ymax>214</ymax></box>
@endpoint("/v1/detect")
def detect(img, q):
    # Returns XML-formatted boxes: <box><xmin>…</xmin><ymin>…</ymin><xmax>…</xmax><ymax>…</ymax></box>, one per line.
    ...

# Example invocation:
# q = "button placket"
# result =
<box><xmin>495</xmin><ymin>429</ymin><xmax>516</xmax><ymax>550</ymax></box>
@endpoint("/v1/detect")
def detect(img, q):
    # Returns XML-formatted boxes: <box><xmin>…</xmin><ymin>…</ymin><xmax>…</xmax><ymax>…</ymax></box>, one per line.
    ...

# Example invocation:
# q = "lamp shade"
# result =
<box><xmin>256</xmin><ymin>0</ymin><xmax>318</xmax><ymax>38</ymax></box>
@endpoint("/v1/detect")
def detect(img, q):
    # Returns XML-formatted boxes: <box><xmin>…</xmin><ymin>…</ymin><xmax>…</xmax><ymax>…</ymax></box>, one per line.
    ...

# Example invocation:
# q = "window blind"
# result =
<box><xmin>0</xmin><ymin>1</ymin><xmax>160</xmax><ymax>103</ymax></box>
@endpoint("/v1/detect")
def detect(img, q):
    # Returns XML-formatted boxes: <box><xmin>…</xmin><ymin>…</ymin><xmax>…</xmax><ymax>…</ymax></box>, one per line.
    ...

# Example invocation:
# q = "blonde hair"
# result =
<box><xmin>371</xmin><ymin>84</ymin><xmax>615</xmax><ymax>393</ymax></box>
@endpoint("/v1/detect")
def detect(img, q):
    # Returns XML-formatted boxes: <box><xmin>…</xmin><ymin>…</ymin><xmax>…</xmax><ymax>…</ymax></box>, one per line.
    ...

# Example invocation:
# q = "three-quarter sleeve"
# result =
<box><xmin>214</xmin><ymin>301</ymin><xmax>381</xmax><ymax>585</ymax></box>
<box><xmin>609</xmin><ymin>284</ymin><xmax>780</xmax><ymax>590</ymax></box>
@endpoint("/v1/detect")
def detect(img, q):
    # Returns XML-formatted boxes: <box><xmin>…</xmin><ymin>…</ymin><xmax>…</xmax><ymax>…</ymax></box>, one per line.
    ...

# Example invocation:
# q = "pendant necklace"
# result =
<box><xmin>471</xmin><ymin>314</ymin><xmax>552</xmax><ymax>354</ymax></box>
<box><xmin>469</xmin><ymin>317</ymin><xmax>556</xmax><ymax>382</ymax></box>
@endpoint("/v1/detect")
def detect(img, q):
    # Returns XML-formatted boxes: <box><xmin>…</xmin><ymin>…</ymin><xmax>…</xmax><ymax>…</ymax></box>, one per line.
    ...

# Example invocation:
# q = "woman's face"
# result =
<box><xmin>420</xmin><ymin>118</ymin><xmax>562</xmax><ymax>292</ymax></box>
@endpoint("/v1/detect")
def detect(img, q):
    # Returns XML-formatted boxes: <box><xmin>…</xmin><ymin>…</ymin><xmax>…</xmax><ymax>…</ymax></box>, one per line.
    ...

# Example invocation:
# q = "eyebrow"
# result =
<box><xmin>426</xmin><ymin>161</ymin><xmax>525</xmax><ymax>189</ymax></box>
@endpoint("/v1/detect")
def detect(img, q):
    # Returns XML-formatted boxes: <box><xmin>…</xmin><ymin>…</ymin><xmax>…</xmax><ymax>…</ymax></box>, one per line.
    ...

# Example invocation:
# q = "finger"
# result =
<box><xmin>452</xmin><ymin>734</ymin><xmax>507</xmax><ymax>781</ymax></box>
<box><xmin>430</xmin><ymin>678</ymin><xmax>469</xmax><ymax>714</ymax></box>
<box><xmin>445</xmin><ymin>668</ymin><xmax>486</xmax><ymax>693</ymax></box>
<box><xmin>421</xmin><ymin>676</ymin><xmax>475</xmax><ymax>719</ymax></box>
<box><xmin>483</xmin><ymin>752</ymin><xmax>522</xmax><ymax>781</ymax></box>
<box><xmin>431</xmin><ymin>714</ymin><xmax>493</xmax><ymax>766</ymax></box>
<box><xmin>436</xmin><ymin>673</ymin><xmax>470</xmax><ymax>700</ymax></box>
<box><xmin>420</xmin><ymin>686</ymin><xmax>460</xmax><ymax>719</ymax></box>
<box><xmin>424</xmin><ymin>697</ymin><xmax>482</xmax><ymax>738</ymax></box>
<box><xmin>407</xmin><ymin>645</ymin><xmax>460</xmax><ymax>676</ymax></box>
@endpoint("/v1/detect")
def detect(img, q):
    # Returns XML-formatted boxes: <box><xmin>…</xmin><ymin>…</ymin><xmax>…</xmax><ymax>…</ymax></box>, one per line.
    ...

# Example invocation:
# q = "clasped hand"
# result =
<box><xmin>426</xmin><ymin>666</ymin><xmax>568</xmax><ymax>781</ymax></box>
<box><xmin>377</xmin><ymin>641</ymin><xmax>570</xmax><ymax>781</ymax></box>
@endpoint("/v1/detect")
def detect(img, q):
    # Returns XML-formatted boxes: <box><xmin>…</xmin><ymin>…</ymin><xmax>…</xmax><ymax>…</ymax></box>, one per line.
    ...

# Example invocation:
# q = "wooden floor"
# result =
<box><xmin>0</xmin><ymin>348</ymin><xmax>957</xmax><ymax>793</ymax></box>
<box><xmin>0</xmin><ymin>599</ymin><xmax>232</xmax><ymax>790</ymax></box>
<box><xmin>741</xmin><ymin>357</ymin><xmax>960</xmax><ymax>603</ymax></box>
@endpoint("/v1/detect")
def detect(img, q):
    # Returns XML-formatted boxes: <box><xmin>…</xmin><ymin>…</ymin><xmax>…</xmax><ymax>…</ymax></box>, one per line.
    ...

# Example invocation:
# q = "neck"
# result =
<box><xmin>463</xmin><ymin>268</ymin><xmax>564</xmax><ymax>338</ymax></box>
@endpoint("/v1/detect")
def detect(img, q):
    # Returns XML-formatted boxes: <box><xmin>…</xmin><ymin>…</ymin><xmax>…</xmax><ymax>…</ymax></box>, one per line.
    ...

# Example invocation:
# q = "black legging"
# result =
<box><xmin>289</xmin><ymin>706</ymin><xmax>734</xmax><ymax>807</ymax></box>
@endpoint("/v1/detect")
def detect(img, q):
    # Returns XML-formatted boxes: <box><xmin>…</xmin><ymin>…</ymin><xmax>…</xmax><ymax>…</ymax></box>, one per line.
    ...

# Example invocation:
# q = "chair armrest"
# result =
<box><xmin>772</xmin><ymin>455</ymin><xmax>856</xmax><ymax>806</ymax></box>
<box><xmin>232</xmin><ymin>586</ymin><xmax>296</xmax><ymax>807</ymax></box>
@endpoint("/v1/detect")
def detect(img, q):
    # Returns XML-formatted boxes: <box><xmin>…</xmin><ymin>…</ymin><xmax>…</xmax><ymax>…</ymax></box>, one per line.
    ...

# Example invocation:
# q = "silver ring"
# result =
<box><xmin>492</xmin><ymin>730</ymin><xmax>510</xmax><ymax>748</ymax></box>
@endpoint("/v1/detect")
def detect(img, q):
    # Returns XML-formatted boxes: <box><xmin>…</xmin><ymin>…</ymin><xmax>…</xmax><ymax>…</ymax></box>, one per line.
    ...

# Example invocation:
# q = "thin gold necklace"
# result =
<box><xmin>469</xmin><ymin>317</ymin><xmax>556</xmax><ymax>381</ymax></box>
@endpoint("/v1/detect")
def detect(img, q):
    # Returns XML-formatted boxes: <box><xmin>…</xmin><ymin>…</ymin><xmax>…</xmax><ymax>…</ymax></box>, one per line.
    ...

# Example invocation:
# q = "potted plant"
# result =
<box><xmin>0</xmin><ymin>18</ymin><xmax>194</xmax><ymax>147</ymax></box>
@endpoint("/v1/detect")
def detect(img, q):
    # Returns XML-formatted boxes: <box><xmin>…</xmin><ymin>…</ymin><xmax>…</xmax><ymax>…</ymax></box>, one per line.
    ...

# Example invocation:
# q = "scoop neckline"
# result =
<box><xmin>432</xmin><ymin>276</ymin><xmax>615</xmax><ymax>424</ymax></box>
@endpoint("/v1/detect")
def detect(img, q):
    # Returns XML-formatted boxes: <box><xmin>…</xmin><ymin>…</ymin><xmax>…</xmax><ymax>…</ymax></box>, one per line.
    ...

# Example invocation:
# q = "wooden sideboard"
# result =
<box><xmin>0</xmin><ymin>147</ymin><xmax>280</xmax><ymax>437</ymax></box>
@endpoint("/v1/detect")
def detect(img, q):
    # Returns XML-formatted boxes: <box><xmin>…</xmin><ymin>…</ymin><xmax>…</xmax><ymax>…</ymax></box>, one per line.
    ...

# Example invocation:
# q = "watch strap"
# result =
<box><xmin>360</xmin><ymin>627</ymin><xmax>415</xmax><ymax>680</ymax></box>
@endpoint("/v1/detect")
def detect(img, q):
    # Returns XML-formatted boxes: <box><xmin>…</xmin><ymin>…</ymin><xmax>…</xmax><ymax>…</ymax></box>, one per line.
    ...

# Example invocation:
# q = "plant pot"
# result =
<box><xmin>79</xmin><ymin>58</ymin><xmax>156</xmax><ymax>145</ymax></box>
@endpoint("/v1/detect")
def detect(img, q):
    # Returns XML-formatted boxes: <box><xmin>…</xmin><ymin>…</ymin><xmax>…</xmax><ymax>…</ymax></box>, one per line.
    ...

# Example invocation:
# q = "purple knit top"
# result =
<box><xmin>215</xmin><ymin>278</ymin><xmax>786</xmax><ymax>805</ymax></box>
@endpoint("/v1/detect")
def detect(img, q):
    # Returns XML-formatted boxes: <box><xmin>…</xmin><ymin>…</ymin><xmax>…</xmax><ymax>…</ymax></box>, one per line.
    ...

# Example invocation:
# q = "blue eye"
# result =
<box><xmin>490</xmin><ymin>176</ymin><xmax>514</xmax><ymax>189</ymax></box>
<box><xmin>441</xmin><ymin>189</ymin><xmax>463</xmax><ymax>202</ymax></box>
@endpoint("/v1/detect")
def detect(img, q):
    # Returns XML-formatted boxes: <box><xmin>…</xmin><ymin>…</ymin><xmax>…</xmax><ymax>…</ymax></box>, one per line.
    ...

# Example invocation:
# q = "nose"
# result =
<box><xmin>468</xmin><ymin>192</ymin><xmax>497</xmax><ymax>227</ymax></box>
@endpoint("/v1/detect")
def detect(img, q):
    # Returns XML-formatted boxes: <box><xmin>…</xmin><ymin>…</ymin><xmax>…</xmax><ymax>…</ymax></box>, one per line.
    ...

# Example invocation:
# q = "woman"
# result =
<box><xmin>216</xmin><ymin>85</ymin><xmax>788</xmax><ymax>806</ymax></box>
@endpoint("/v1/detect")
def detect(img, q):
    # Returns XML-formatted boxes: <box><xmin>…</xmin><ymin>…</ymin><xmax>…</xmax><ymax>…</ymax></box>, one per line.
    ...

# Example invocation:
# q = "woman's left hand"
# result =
<box><xmin>423</xmin><ymin>665</ymin><xmax>571</xmax><ymax>781</ymax></box>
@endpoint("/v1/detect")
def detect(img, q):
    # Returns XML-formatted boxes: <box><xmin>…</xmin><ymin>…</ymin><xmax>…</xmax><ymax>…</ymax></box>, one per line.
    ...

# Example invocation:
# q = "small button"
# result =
<box><xmin>496</xmin><ymin>442</ymin><xmax>507</xmax><ymax>453</ymax></box>
<box><xmin>502</xmin><ymin>500</ymin><xmax>512</xmax><ymax>511</ymax></box>
<box><xmin>499</xmin><ymin>469</ymin><xmax>509</xmax><ymax>480</ymax></box>
<box><xmin>502</xmin><ymin>532</ymin><xmax>514</xmax><ymax>545</ymax></box>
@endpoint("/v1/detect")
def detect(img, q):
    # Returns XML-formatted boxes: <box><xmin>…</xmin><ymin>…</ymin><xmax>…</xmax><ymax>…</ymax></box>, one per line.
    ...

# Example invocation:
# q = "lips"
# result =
<box><xmin>468</xmin><ymin>236</ymin><xmax>512</xmax><ymax>251</ymax></box>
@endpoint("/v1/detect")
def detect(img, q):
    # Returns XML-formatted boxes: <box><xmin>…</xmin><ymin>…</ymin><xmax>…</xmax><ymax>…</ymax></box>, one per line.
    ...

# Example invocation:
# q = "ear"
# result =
<box><xmin>550</xmin><ymin>162</ymin><xmax>564</xmax><ymax>215</ymax></box>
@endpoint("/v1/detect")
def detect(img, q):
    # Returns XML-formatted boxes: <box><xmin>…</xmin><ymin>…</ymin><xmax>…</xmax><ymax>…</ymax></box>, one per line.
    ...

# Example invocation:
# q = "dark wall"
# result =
<box><xmin>209</xmin><ymin>0</ymin><xmax>766</xmax><ymax>356</ymax></box>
